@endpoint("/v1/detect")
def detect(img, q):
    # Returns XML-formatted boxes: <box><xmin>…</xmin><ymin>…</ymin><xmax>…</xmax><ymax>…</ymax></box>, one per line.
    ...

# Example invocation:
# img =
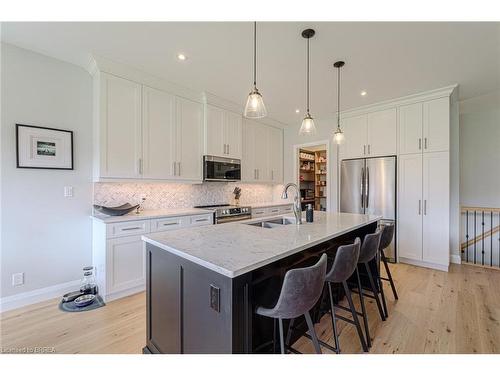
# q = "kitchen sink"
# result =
<box><xmin>246</xmin><ymin>217</ymin><xmax>296</xmax><ymax>228</ymax></box>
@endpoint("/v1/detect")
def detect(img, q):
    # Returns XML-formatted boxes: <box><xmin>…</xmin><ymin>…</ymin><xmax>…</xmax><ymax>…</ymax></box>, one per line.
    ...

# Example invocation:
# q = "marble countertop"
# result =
<box><xmin>250</xmin><ymin>201</ymin><xmax>293</xmax><ymax>209</ymax></box>
<box><xmin>91</xmin><ymin>208</ymin><xmax>213</xmax><ymax>223</ymax></box>
<box><xmin>142</xmin><ymin>211</ymin><xmax>381</xmax><ymax>278</ymax></box>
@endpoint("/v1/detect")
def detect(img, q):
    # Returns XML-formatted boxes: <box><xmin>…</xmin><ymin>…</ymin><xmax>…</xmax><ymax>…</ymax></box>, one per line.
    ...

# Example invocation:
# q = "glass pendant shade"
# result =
<box><xmin>244</xmin><ymin>87</ymin><xmax>267</xmax><ymax>118</ymax></box>
<box><xmin>299</xmin><ymin>113</ymin><xmax>316</xmax><ymax>135</ymax></box>
<box><xmin>333</xmin><ymin>127</ymin><xmax>345</xmax><ymax>144</ymax></box>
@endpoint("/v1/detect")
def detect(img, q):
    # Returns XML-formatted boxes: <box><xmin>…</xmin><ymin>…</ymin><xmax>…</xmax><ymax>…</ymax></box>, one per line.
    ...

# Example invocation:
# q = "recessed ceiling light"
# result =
<box><xmin>295</xmin><ymin>109</ymin><xmax>300</xmax><ymax>113</ymax></box>
<box><xmin>361</xmin><ymin>90</ymin><xmax>367</xmax><ymax>96</ymax></box>
<box><xmin>177</xmin><ymin>53</ymin><xmax>187</xmax><ymax>61</ymax></box>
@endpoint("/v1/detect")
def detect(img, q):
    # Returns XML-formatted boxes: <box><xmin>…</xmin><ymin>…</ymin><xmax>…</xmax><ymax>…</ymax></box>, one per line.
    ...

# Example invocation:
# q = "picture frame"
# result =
<box><xmin>16</xmin><ymin>124</ymin><xmax>74</xmax><ymax>170</ymax></box>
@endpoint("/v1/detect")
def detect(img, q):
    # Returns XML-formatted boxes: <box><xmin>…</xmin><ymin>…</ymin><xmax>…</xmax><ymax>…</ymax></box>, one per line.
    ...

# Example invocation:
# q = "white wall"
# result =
<box><xmin>459</xmin><ymin>90</ymin><xmax>500</xmax><ymax>208</ymax></box>
<box><xmin>1</xmin><ymin>43</ymin><xmax>93</xmax><ymax>299</ymax></box>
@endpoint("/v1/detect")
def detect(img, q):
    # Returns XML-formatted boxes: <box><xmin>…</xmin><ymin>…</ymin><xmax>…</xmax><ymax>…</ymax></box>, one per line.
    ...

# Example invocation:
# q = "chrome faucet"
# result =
<box><xmin>281</xmin><ymin>183</ymin><xmax>302</xmax><ymax>225</ymax></box>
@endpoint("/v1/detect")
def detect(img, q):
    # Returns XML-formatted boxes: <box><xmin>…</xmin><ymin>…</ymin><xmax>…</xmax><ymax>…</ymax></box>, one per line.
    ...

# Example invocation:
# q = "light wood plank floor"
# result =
<box><xmin>1</xmin><ymin>263</ymin><xmax>499</xmax><ymax>354</ymax></box>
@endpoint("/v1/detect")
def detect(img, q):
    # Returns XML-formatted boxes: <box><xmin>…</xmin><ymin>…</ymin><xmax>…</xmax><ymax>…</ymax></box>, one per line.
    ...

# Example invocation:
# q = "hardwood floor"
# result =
<box><xmin>1</xmin><ymin>263</ymin><xmax>499</xmax><ymax>354</ymax></box>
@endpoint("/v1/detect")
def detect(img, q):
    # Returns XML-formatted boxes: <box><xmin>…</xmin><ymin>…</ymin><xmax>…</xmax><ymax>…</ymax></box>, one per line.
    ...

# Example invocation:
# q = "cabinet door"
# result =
<box><xmin>340</xmin><ymin>115</ymin><xmax>367</xmax><ymax>160</ymax></box>
<box><xmin>367</xmin><ymin>108</ymin><xmax>397</xmax><ymax>157</ymax></box>
<box><xmin>99</xmin><ymin>73</ymin><xmax>142</xmax><ymax>178</ymax></box>
<box><xmin>398</xmin><ymin>154</ymin><xmax>423</xmax><ymax>261</ymax></box>
<box><xmin>142</xmin><ymin>86</ymin><xmax>176</xmax><ymax>179</ymax></box>
<box><xmin>205</xmin><ymin>105</ymin><xmax>225</xmax><ymax>157</ymax></box>
<box><xmin>423</xmin><ymin>97</ymin><xmax>449</xmax><ymax>153</ymax></box>
<box><xmin>106</xmin><ymin>235</ymin><xmax>145</xmax><ymax>294</ymax></box>
<box><xmin>422</xmin><ymin>152</ymin><xmax>450</xmax><ymax>265</ymax></box>
<box><xmin>268</xmin><ymin>126</ymin><xmax>283</xmax><ymax>183</ymax></box>
<box><xmin>399</xmin><ymin>102</ymin><xmax>423</xmax><ymax>155</ymax></box>
<box><xmin>254</xmin><ymin>122</ymin><xmax>270</xmax><ymax>181</ymax></box>
<box><xmin>224</xmin><ymin>111</ymin><xmax>243</xmax><ymax>159</ymax></box>
<box><xmin>176</xmin><ymin>97</ymin><xmax>203</xmax><ymax>180</ymax></box>
<box><xmin>242</xmin><ymin>119</ymin><xmax>257</xmax><ymax>182</ymax></box>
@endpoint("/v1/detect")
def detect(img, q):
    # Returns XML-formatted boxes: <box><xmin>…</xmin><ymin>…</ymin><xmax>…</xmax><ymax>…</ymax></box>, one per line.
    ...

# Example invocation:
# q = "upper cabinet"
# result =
<box><xmin>98</xmin><ymin>73</ymin><xmax>143</xmax><ymax>179</ymax></box>
<box><xmin>340</xmin><ymin>108</ymin><xmax>397</xmax><ymax>160</ymax></box>
<box><xmin>399</xmin><ymin>97</ymin><xmax>449</xmax><ymax>155</ymax></box>
<box><xmin>242</xmin><ymin>119</ymin><xmax>283</xmax><ymax>184</ymax></box>
<box><xmin>94</xmin><ymin>72</ymin><xmax>203</xmax><ymax>182</ymax></box>
<box><xmin>205</xmin><ymin>104</ymin><xmax>242</xmax><ymax>159</ymax></box>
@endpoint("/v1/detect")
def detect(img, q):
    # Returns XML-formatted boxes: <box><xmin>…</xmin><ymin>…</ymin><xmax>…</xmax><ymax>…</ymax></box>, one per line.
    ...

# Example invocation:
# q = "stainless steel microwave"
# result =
<box><xmin>203</xmin><ymin>156</ymin><xmax>241</xmax><ymax>182</ymax></box>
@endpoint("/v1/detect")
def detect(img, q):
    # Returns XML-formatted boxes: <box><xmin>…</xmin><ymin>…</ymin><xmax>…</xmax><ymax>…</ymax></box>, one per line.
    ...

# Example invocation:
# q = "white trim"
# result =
<box><xmin>104</xmin><ymin>285</ymin><xmax>145</xmax><ymax>303</ymax></box>
<box><xmin>450</xmin><ymin>254</ymin><xmax>462</xmax><ymax>264</ymax></box>
<box><xmin>340</xmin><ymin>84</ymin><xmax>458</xmax><ymax>119</ymax></box>
<box><xmin>0</xmin><ymin>279</ymin><xmax>81</xmax><ymax>313</ymax></box>
<box><xmin>292</xmin><ymin>140</ymin><xmax>332</xmax><ymax>212</ymax></box>
<box><xmin>398</xmin><ymin>257</ymin><xmax>449</xmax><ymax>272</ymax></box>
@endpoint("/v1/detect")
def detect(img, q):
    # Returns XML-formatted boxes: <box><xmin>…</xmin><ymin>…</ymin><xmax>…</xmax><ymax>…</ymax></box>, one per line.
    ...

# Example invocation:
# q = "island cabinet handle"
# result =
<box><xmin>162</xmin><ymin>222</ymin><xmax>178</xmax><ymax>226</ymax></box>
<box><xmin>122</xmin><ymin>226</ymin><xmax>142</xmax><ymax>231</ymax></box>
<box><xmin>195</xmin><ymin>218</ymin><xmax>209</xmax><ymax>222</ymax></box>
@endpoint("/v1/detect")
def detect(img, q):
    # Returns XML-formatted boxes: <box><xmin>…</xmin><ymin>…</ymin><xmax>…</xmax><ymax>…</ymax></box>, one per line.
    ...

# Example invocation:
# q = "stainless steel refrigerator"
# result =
<box><xmin>340</xmin><ymin>156</ymin><xmax>396</xmax><ymax>261</ymax></box>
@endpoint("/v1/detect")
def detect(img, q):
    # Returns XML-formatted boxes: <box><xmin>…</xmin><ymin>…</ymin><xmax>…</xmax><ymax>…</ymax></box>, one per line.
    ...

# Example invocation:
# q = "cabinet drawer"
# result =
<box><xmin>151</xmin><ymin>216</ymin><xmax>189</xmax><ymax>233</ymax></box>
<box><xmin>279</xmin><ymin>205</ymin><xmax>293</xmax><ymax>214</ymax></box>
<box><xmin>189</xmin><ymin>214</ymin><xmax>213</xmax><ymax>226</ymax></box>
<box><xmin>268</xmin><ymin>207</ymin><xmax>281</xmax><ymax>215</ymax></box>
<box><xmin>252</xmin><ymin>208</ymin><xmax>269</xmax><ymax>218</ymax></box>
<box><xmin>107</xmin><ymin>220</ymin><xmax>150</xmax><ymax>239</ymax></box>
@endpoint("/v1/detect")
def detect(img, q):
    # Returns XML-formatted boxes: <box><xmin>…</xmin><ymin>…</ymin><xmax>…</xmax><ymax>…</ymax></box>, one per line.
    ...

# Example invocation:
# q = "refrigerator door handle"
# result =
<box><xmin>360</xmin><ymin>167</ymin><xmax>365</xmax><ymax>209</ymax></box>
<box><xmin>366</xmin><ymin>166</ymin><xmax>370</xmax><ymax>210</ymax></box>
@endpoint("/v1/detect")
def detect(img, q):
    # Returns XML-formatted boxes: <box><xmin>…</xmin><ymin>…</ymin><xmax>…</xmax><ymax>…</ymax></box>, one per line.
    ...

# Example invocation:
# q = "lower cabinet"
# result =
<box><xmin>251</xmin><ymin>204</ymin><xmax>293</xmax><ymax>218</ymax></box>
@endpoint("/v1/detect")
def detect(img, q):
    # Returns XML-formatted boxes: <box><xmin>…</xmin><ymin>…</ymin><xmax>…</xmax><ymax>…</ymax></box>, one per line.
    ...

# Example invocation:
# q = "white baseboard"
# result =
<box><xmin>398</xmin><ymin>257</ymin><xmax>449</xmax><ymax>272</ymax></box>
<box><xmin>450</xmin><ymin>254</ymin><xmax>462</xmax><ymax>264</ymax></box>
<box><xmin>0</xmin><ymin>279</ymin><xmax>81</xmax><ymax>313</ymax></box>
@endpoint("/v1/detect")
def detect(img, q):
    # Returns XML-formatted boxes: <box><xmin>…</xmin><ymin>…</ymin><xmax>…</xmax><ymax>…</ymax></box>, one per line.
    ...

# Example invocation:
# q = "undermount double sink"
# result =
<box><xmin>246</xmin><ymin>217</ymin><xmax>296</xmax><ymax>229</ymax></box>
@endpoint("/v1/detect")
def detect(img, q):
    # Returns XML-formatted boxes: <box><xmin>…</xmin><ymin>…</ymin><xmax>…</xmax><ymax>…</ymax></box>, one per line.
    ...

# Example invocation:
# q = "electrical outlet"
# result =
<box><xmin>210</xmin><ymin>284</ymin><xmax>220</xmax><ymax>312</ymax></box>
<box><xmin>12</xmin><ymin>272</ymin><xmax>24</xmax><ymax>286</ymax></box>
<box><xmin>64</xmin><ymin>186</ymin><xmax>73</xmax><ymax>197</ymax></box>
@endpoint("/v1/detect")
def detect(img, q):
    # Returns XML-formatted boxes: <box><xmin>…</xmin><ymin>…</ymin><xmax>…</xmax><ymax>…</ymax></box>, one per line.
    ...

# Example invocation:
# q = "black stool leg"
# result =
<box><xmin>327</xmin><ymin>282</ymin><xmax>340</xmax><ymax>353</ymax></box>
<box><xmin>379</xmin><ymin>276</ymin><xmax>389</xmax><ymax>318</ymax></box>
<box><xmin>364</xmin><ymin>262</ymin><xmax>386</xmax><ymax>321</ymax></box>
<box><xmin>278</xmin><ymin>318</ymin><xmax>285</xmax><ymax>354</ymax></box>
<box><xmin>304</xmin><ymin>311</ymin><xmax>322</xmax><ymax>354</ymax></box>
<box><xmin>381</xmin><ymin>249</ymin><xmax>399</xmax><ymax>300</ymax></box>
<box><xmin>342</xmin><ymin>281</ymin><xmax>368</xmax><ymax>352</ymax></box>
<box><xmin>285</xmin><ymin>318</ymin><xmax>295</xmax><ymax>348</ymax></box>
<box><xmin>355</xmin><ymin>267</ymin><xmax>371</xmax><ymax>347</ymax></box>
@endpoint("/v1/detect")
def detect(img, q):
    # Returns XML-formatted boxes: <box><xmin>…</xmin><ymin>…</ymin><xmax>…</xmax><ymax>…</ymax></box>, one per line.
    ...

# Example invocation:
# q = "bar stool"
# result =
<box><xmin>255</xmin><ymin>254</ymin><xmax>327</xmax><ymax>354</ymax></box>
<box><xmin>379</xmin><ymin>223</ymin><xmax>398</xmax><ymax>301</ymax></box>
<box><xmin>324</xmin><ymin>237</ymin><xmax>368</xmax><ymax>353</ymax></box>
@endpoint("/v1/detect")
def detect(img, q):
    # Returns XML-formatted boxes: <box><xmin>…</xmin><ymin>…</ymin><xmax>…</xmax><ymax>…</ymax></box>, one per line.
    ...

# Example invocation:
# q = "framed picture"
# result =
<box><xmin>16</xmin><ymin>124</ymin><xmax>74</xmax><ymax>170</ymax></box>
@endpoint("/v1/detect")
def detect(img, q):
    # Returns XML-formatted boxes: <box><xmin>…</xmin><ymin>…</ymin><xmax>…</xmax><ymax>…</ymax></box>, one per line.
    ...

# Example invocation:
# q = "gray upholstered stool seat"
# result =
<box><xmin>255</xmin><ymin>254</ymin><xmax>327</xmax><ymax>354</ymax></box>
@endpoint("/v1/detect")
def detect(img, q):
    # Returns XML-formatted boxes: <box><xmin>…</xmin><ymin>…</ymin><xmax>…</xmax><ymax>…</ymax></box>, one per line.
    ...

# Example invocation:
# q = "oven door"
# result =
<box><xmin>204</xmin><ymin>156</ymin><xmax>241</xmax><ymax>181</ymax></box>
<box><xmin>216</xmin><ymin>214</ymin><xmax>251</xmax><ymax>224</ymax></box>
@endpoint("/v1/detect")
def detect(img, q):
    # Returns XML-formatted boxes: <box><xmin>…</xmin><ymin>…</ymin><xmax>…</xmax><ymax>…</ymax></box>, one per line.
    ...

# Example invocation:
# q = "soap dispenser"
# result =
<box><xmin>306</xmin><ymin>204</ymin><xmax>314</xmax><ymax>223</ymax></box>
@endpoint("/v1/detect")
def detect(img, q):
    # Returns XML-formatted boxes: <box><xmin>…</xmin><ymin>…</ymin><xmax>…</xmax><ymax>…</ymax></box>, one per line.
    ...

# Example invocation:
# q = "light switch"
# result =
<box><xmin>64</xmin><ymin>186</ymin><xmax>73</xmax><ymax>197</ymax></box>
<box><xmin>12</xmin><ymin>272</ymin><xmax>24</xmax><ymax>286</ymax></box>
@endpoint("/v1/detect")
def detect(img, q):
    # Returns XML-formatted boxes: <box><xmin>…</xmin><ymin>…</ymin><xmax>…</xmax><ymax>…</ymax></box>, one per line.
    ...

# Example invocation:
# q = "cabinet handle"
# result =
<box><xmin>418</xmin><ymin>200</ymin><xmax>421</xmax><ymax>215</ymax></box>
<box><xmin>162</xmin><ymin>222</ymin><xmax>178</xmax><ymax>226</ymax></box>
<box><xmin>271</xmin><ymin>170</ymin><xmax>274</xmax><ymax>180</ymax></box>
<box><xmin>173</xmin><ymin>162</ymin><xmax>177</xmax><ymax>176</ymax></box>
<box><xmin>122</xmin><ymin>226</ymin><xmax>142</xmax><ymax>231</ymax></box>
<box><xmin>424</xmin><ymin>200</ymin><xmax>427</xmax><ymax>215</ymax></box>
<box><xmin>368</xmin><ymin>144</ymin><xmax>371</xmax><ymax>155</ymax></box>
<box><xmin>363</xmin><ymin>145</ymin><xmax>366</xmax><ymax>155</ymax></box>
<box><xmin>418</xmin><ymin>138</ymin><xmax>422</xmax><ymax>150</ymax></box>
<box><xmin>257</xmin><ymin>169</ymin><xmax>259</xmax><ymax>180</ymax></box>
<box><xmin>178</xmin><ymin>162</ymin><xmax>181</xmax><ymax>176</ymax></box>
<box><xmin>227</xmin><ymin>144</ymin><xmax>230</xmax><ymax>154</ymax></box>
<box><xmin>138</xmin><ymin>158</ymin><xmax>143</xmax><ymax>175</ymax></box>
<box><xmin>424</xmin><ymin>138</ymin><xmax>428</xmax><ymax>150</ymax></box>
<box><xmin>195</xmin><ymin>218</ymin><xmax>209</xmax><ymax>222</ymax></box>
<box><xmin>224</xmin><ymin>144</ymin><xmax>227</xmax><ymax>154</ymax></box>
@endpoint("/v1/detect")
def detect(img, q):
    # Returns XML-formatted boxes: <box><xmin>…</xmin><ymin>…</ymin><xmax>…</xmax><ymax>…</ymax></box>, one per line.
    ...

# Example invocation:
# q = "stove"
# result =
<box><xmin>194</xmin><ymin>204</ymin><xmax>252</xmax><ymax>224</ymax></box>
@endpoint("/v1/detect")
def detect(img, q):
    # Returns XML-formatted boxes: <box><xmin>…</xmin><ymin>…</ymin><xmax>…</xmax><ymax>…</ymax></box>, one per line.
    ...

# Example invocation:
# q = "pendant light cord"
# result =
<box><xmin>253</xmin><ymin>21</ymin><xmax>257</xmax><ymax>87</ymax></box>
<box><xmin>337</xmin><ymin>65</ymin><xmax>341</xmax><ymax>127</ymax></box>
<box><xmin>306</xmin><ymin>37</ymin><xmax>310</xmax><ymax>113</ymax></box>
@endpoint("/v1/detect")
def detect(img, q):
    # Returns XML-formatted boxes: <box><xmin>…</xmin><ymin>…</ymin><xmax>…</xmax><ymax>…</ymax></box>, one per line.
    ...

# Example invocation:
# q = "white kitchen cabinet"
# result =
<box><xmin>175</xmin><ymin>97</ymin><xmax>204</xmax><ymax>180</ymax></box>
<box><xmin>422</xmin><ymin>152</ymin><xmax>450</xmax><ymax>265</ymax></box>
<box><xmin>251</xmin><ymin>204</ymin><xmax>293</xmax><ymax>218</ymax></box>
<box><xmin>205</xmin><ymin>105</ymin><xmax>242</xmax><ymax>159</ymax></box>
<box><xmin>242</xmin><ymin>119</ymin><xmax>257</xmax><ymax>182</ymax></box>
<box><xmin>398</xmin><ymin>152</ymin><xmax>450</xmax><ymax>269</ymax></box>
<box><xmin>254</xmin><ymin>122</ymin><xmax>270</xmax><ymax>181</ymax></box>
<box><xmin>367</xmin><ymin>108</ymin><xmax>397</xmax><ymax>157</ymax></box>
<box><xmin>106</xmin><ymin>235</ymin><xmax>146</xmax><ymax>296</ymax></box>
<box><xmin>397</xmin><ymin>154</ymin><xmax>423</xmax><ymax>261</ymax></box>
<box><xmin>268</xmin><ymin>126</ymin><xmax>284</xmax><ymax>183</ymax></box>
<box><xmin>341</xmin><ymin>115</ymin><xmax>367</xmax><ymax>159</ymax></box>
<box><xmin>399</xmin><ymin>102</ymin><xmax>423</xmax><ymax>155</ymax></box>
<box><xmin>423</xmin><ymin>97</ymin><xmax>450</xmax><ymax>153</ymax></box>
<box><xmin>98</xmin><ymin>73</ymin><xmax>142</xmax><ymax>178</ymax></box>
<box><xmin>142</xmin><ymin>86</ymin><xmax>176</xmax><ymax>179</ymax></box>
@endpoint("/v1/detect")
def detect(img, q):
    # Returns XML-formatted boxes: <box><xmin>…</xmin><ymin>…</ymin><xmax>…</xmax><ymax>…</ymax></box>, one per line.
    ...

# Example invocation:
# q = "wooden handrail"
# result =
<box><xmin>461</xmin><ymin>206</ymin><xmax>500</xmax><ymax>213</ymax></box>
<box><xmin>461</xmin><ymin>225</ymin><xmax>500</xmax><ymax>250</ymax></box>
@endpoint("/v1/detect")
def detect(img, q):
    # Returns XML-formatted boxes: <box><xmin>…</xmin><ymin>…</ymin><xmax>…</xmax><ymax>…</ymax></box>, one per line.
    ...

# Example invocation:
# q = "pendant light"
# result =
<box><xmin>244</xmin><ymin>22</ymin><xmax>267</xmax><ymax>118</ymax></box>
<box><xmin>333</xmin><ymin>61</ymin><xmax>345</xmax><ymax>145</ymax></box>
<box><xmin>299</xmin><ymin>29</ymin><xmax>316</xmax><ymax>135</ymax></box>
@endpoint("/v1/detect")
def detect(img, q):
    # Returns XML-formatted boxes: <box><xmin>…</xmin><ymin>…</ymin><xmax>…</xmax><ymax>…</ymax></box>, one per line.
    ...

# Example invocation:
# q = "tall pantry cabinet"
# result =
<box><xmin>397</xmin><ymin>96</ymin><xmax>451</xmax><ymax>270</ymax></box>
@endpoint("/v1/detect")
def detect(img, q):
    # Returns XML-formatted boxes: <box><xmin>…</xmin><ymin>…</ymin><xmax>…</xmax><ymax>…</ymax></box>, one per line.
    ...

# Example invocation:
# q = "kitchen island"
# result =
<box><xmin>141</xmin><ymin>211</ymin><xmax>381</xmax><ymax>354</ymax></box>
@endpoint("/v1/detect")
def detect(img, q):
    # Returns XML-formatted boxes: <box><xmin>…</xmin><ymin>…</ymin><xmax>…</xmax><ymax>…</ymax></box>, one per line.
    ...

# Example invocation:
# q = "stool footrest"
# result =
<box><xmin>303</xmin><ymin>333</ymin><xmax>339</xmax><ymax>354</ymax></box>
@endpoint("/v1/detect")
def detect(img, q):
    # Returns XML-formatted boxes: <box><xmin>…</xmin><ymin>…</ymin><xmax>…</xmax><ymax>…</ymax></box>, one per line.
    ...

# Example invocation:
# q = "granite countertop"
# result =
<box><xmin>250</xmin><ymin>201</ymin><xmax>293</xmax><ymax>209</ymax></box>
<box><xmin>142</xmin><ymin>211</ymin><xmax>381</xmax><ymax>278</ymax></box>
<box><xmin>91</xmin><ymin>208</ymin><xmax>213</xmax><ymax>223</ymax></box>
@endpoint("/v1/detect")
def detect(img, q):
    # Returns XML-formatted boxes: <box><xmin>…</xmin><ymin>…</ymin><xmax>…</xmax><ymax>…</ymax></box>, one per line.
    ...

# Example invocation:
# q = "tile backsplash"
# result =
<box><xmin>94</xmin><ymin>182</ymin><xmax>289</xmax><ymax>209</ymax></box>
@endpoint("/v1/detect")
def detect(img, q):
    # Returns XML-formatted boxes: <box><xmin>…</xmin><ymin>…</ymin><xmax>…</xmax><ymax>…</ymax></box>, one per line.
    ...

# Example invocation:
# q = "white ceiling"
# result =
<box><xmin>2</xmin><ymin>22</ymin><xmax>499</xmax><ymax>125</ymax></box>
